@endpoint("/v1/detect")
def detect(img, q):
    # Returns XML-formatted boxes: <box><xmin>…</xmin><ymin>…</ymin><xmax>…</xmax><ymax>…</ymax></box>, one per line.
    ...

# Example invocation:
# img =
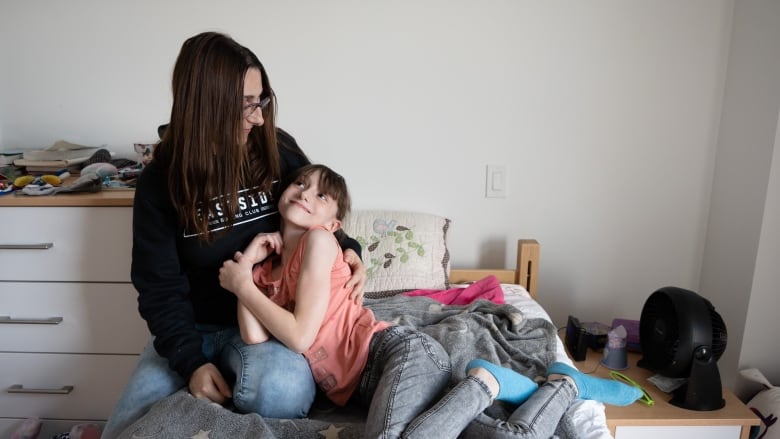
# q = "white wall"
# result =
<box><xmin>5</xmin><ymin>1</ymin><xmax>773</xmax><ymax>390</ymax></box>
<box><xmin>735</xmin><ymin>109</ymin><xmax>780</xmax><ymax>399</ymax></box>
<box><xmin>700</xmin><ymin>0</ymin><xmax>780</xmax><ymax>393</ymax></box>
<box><xmin>729</xmin><ymin>0</ymin><xmax>780</xmax><ymax>397</ymax></box>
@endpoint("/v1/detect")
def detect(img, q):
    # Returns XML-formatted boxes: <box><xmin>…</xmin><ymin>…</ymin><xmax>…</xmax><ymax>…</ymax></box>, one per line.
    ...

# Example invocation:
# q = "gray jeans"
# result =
<box><xmin>358</xmin><ymin>325</ymin><xmax>452</xmax><ymax>438</ymax></box>
<box><xmin>358</xmin><ymin>325</ymin><xmax>577</xmax><ymax>439</ymax></box>
<box><xmin>409</xmin><ymin>377</ymin><xmax>577</xmax><ymax>439</ymax></box>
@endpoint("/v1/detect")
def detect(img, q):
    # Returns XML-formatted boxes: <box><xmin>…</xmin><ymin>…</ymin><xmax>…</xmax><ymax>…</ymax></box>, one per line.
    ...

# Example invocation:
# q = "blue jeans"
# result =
<box><xmin>102</xmin><ymin>327</ymin><xmax>315</xmax><ymax>438</ymax></box>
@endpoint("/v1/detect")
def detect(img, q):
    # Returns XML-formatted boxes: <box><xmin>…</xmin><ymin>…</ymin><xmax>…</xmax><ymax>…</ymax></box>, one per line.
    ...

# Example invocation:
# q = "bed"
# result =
<box><xmin>115</xmin><ymin>210</ymin><xmax>612</xmax><ymax>439</ymax></box>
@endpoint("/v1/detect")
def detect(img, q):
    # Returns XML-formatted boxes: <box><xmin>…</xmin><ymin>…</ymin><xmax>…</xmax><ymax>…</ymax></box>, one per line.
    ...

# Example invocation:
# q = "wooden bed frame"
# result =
<box><xmin>449</xmin><ymin>239</ymin><xmax>540</xmax><ymax>299</ymax></box>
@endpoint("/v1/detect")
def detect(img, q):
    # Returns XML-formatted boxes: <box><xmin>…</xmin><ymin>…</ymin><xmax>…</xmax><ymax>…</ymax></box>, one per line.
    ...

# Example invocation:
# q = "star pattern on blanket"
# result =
<box><xmin>191</xmin><ymin>430</ymin><xmax>211</xmax><ymax>439</ymax></box>
<box><xmin>318</xmin><ymin>424</ymin><xmax>344</xmax><ymax>439</ymax></box>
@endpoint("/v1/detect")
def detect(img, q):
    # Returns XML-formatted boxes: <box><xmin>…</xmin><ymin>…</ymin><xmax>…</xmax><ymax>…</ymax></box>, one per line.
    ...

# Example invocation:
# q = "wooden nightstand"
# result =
<box><xmin>569</xmin><ymin>350</ymin><xmax>759</xmax><ymax>439</ymax></box>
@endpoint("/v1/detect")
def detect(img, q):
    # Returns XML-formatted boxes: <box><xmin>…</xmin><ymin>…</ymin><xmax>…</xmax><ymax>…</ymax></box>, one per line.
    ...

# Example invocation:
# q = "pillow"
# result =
<box><xmin>741</xmin><ymin>368</ymin><xmax>780</xmax><ymax>439</ymax></box>
<box><xmin>342</xmin><ymin>210</ymin><xmax>451</xmax><ymax>298</ymax></box>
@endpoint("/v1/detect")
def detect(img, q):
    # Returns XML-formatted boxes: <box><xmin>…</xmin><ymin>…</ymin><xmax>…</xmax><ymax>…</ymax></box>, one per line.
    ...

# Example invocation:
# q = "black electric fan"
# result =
<box><xmin>638</xmin><ymin>286</ymin><xmax>728</xmax><ymax>411</ymax></box>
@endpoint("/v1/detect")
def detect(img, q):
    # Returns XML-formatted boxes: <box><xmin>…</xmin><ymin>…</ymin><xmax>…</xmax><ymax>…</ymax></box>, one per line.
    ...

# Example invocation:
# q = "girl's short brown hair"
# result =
<box><xmin>292</xmin><ymin>164</ymin><xmax>351</xmax><ymax>221</ymax></box>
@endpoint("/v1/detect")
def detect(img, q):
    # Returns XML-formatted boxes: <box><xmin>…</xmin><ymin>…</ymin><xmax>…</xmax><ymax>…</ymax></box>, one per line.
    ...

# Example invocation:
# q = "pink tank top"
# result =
<box><xmin>253</xmin><ymin>227</ymin><xmax>390</xmax><ymax>405</ymax></box>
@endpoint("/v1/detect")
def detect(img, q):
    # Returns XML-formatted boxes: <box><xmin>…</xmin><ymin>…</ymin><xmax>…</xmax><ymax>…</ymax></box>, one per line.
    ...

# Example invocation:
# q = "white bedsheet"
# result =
<box><xmin>501</xmin><ymin>284</ymin><xmax>613</xmax><ymax>439</ymax></box>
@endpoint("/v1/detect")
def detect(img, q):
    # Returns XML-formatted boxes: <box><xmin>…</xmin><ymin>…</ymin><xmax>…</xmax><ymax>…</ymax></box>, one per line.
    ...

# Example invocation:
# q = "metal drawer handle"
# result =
<box><xmin>0</xmin><ymin>316</ymin><xmax>64</xmax><ymax>325</ymax></box>
<box><xmin>7</xmin><ymin>384</ymin><xmax>74</xmax><ymax>395</ymax></box>
<box><xmin>0</xmin><ymin>243</ymin><xmax>54</xmax><ymax>250</ymax></box>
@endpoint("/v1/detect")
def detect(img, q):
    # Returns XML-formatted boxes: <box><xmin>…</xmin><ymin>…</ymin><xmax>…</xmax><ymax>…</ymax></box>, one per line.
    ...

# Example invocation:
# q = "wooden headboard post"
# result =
<box><xmin>516</xmin><ymin>239</ymin><xmax>539</xmax><ymax>299</ymax></box>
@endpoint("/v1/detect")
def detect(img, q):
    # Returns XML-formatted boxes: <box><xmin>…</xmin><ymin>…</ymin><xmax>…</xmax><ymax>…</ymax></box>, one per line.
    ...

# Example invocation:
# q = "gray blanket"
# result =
<box><xmin>117</xmin><ymin>296</ymin><xmax>566</xmax><ymax>439</ymax></box>
<box><xmin>367</xmin><ymin>295</ymin><xmax>557</xmax><ymax>382</ymax></box>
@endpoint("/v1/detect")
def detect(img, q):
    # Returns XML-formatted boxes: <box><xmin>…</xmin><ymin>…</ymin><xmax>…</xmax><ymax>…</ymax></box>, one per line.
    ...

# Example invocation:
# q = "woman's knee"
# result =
<box><xmin>126</xmin><ymin>340</ymin><xmax>185</xmax><ymax>399</ymax></box>
<box><xmin>225</xmin><ymin>339</ymin><xmax>315</xmax><ymax>418</ymax></box>
<box><xmin>234</xmin><ymin>370</ymin><xmax>316</xmax><ymax>417</ymax></box>
<box><xmin>104</xmin><ymin>339</ymin><xmax>185</xmax><ymax>438</ymax></box>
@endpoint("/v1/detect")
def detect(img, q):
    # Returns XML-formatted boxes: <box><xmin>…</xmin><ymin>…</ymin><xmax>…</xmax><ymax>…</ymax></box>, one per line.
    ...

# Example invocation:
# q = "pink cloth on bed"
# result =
<box><xmin>402</xmin><ymin>275</ymin><xmax>505</xmax><ymax>305</ymax></box>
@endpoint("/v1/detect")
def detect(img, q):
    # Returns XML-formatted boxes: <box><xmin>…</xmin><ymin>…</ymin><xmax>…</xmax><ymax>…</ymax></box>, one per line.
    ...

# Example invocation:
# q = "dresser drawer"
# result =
<box><xmin>614</xmin><ymin>425</ymin><xmax>742</xmax><ymax>439</ymax></box>
<box><xmin>0</xmin><ymin>206</ymin><xmax>132</xmax><ymax>282</ymax></box>
<box><xmin>0</xmin><ymin>352</ymin><xmax>138</xmax><ymax>420</ymax></box>
<box><xmin>0</xmin><ymin>282</ymin><xmax>148</xmax><ymax>354</ymax></box>
<box><xmin>0</xmin><ymin>419</ymin><xmax>102</xmax><ymax>439</ymax></box>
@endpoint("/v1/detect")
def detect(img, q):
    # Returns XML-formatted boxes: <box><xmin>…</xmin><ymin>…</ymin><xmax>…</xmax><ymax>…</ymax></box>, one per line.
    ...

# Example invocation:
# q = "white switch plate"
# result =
<box><xmin>486</xmin><ymin>164</ymin><xmax>507</xmax><ymax>198</ymax></box>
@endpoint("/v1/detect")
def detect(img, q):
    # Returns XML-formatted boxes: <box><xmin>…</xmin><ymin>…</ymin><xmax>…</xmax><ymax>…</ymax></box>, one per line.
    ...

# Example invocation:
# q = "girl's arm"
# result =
<box><xmin>237</xmin><ymin>301</ymin><xmax>270</xmax><ymax>344</ymax></box>
<box><xmin>238</xmin><ymin>232</ymin><xmax>283</xmax><ymax>265</ymax></box>
<box><xmin>220</xmin><ymin>228</ymin><xmax>336</xmax><ymax>353</ymax></box>
<box><xmin>224</xmin><ymin>232</ymin><xmax>281</xmax><ymax>344</ymax></box>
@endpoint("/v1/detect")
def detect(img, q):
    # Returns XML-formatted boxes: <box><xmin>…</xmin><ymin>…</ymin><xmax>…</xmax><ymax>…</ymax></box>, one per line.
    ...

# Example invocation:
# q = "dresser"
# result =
<box><xmin>0</xmin><ymin>190</ymin><xmax>149</xmax><ymax>437</ymax></box>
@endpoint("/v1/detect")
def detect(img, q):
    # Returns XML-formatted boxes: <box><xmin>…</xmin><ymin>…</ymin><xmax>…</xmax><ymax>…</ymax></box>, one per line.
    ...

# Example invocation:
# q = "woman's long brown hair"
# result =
<box><xmin>155</xmin><ymin>32</ymin><xmax>280</xmax><ymax>240</ymax></box>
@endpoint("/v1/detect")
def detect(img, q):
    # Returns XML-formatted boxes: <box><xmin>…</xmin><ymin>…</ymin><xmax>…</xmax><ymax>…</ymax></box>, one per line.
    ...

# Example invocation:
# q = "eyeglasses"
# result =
<box><xmin>243</xmin><ymin>95</ymin><xmax>272</xmax><ymax>118</ymax></box>
<box><xmin>610</xmin><ymin>371</ymin><xmax>655</xmax><ymax>406</ymax></box>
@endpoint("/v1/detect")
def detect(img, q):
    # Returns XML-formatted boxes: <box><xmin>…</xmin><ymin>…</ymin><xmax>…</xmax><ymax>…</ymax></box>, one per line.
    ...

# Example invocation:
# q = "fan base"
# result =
<box><xmin>669</xmin><ymin>353</ymin><xmax>726</xmax><ymax>411</ymax></box>
<box><xmin>670</xmin><ymin>388</ymin><xmax>725</xmax><ymax>411</ymax></box>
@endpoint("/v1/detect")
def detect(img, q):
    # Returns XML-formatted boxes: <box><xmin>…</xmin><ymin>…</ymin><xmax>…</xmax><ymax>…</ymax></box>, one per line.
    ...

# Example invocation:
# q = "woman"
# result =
<box><xmin>103</xmin><ymin>32</ymin><xmax>366</xmax><ymax>438</ymax></box>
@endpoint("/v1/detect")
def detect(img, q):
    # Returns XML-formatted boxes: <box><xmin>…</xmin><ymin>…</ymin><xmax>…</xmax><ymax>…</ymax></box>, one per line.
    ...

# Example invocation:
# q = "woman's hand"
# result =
<box><xmin>343</xmin><ymin>248</ymin><xmax>367</xmax><ymax>304</ymax></box>
<box><xmin>189</xmin><ymin>363</ymin><xmax>231</xmax><ymax>404</ymax></box>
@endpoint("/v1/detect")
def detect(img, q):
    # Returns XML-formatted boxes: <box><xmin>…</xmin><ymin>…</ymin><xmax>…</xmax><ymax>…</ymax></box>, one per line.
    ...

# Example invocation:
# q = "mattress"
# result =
<box><xmin>501</xmin><ymin>283</ymin><xmax>611</xmax><ymax>439</ymax></box>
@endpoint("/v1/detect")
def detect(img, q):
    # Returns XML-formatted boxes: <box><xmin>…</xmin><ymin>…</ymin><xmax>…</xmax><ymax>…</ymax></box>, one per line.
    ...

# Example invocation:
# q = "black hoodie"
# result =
<box><xmin>131</xmin><ymin>130</ymin><xmax>359</xmax><ymax>379</ymax></box>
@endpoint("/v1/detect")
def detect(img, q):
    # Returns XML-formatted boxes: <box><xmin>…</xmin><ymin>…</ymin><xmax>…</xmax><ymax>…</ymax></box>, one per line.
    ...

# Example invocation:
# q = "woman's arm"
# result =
<box><xmin>220</xmin><ymin>229</ymin><xmax>336</xmax><ymax>353</ymax></box>
<box><xmin>132</xmin><ymin>163</ymin><xmax>209</xmax><ymax>379</ymax></box>
<box><xmin>342</xmin><ymin>248</ymin><xmax>366</xmax><ymax>303</ymax></box>
<box><xmin>133</xmin><ymin>162</ymin><xmax>233</xmax><ymax>404</ymax></box>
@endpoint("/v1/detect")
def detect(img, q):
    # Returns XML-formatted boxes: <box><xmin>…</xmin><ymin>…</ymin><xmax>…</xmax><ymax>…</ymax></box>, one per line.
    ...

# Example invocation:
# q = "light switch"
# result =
<box><xmin>492</xmin><ymin>170</ymin><xmax>504</xmax><ymax>191</ymax></box>
<box><xmin>486</xmin><ymin>164</ymin><xmax>507</xmax><ymax>198</ymax></box>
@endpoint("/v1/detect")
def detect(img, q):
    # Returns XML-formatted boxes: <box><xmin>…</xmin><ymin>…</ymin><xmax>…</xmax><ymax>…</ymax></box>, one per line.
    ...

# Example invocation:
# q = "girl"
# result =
<box><xmin>220</xmin><ymin>164</ymin><xmax>642</xmax><ymax>438</ymax></box>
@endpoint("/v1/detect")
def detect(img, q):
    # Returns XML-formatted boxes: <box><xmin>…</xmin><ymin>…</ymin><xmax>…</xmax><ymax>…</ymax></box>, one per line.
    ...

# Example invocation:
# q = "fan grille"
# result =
<box><xmin>709</xmin><ymin>306</ymin><xmax>727</xmax><ymax>360</ymax></box>
<box><xmin>639</xmin><ymin>292</ymin><xmax>679</xmax><ymax>371</ymax></box>
<box><xmin>639</xmin><ymin>287</ymin><xmax>728</xmax><ymax>377</ymax></box>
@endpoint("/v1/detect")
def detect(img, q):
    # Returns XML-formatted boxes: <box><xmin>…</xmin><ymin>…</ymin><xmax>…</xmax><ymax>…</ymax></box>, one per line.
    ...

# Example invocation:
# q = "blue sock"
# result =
<box><xmin>466</xmin><ymin>359</ymin><xmax>538</xmax><ymax>405</ymax></box>
<box><xmin>547</xmin><ymin>362</ymin><xmax>642</xmax><ymax>406</ymax></box>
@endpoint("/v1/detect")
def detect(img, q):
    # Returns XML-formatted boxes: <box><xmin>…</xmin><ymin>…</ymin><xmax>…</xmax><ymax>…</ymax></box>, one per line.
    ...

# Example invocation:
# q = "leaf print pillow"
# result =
<box><xmin>342</xmin><ymin>210</ymin><xmax>451</xmax><ymax>298</ymax></box>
